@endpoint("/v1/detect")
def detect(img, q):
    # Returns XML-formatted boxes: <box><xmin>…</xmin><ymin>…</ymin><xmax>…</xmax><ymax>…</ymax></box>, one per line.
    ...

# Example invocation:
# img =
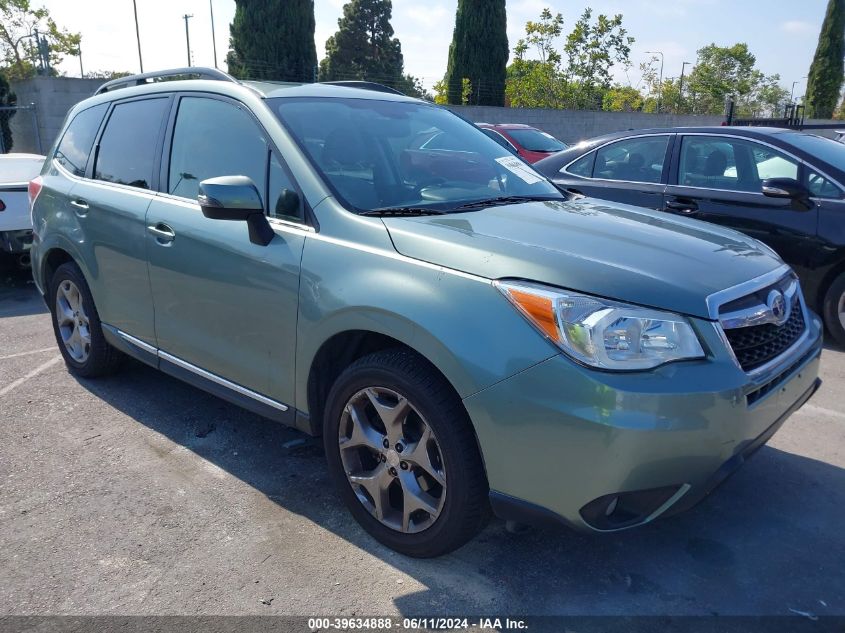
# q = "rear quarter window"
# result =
<box><xmin>54</xmin><ymin>103</ymin><xmax>108</xmax><ymax>177</ymax></box>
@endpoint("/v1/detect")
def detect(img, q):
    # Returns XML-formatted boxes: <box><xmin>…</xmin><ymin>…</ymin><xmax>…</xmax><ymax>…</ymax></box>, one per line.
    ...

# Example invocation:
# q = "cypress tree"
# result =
<box><xmin>227</xmin><ymin>0</ymin><xmax>317</xmax><ymax>82</ymax></box>
<box><xmin>445</xmin><ymin>0</ymin><xmax>508</xmax><ymax>106</ymax></box>
<box><xmin>805</xmin><ymin>0</ymin><xmax>845</xmax><ymax>118</ymax></box>
<box><xmin>319</xmin><ymin>0</ymin><xmax>404</xmax><ymax>85</ymax></box>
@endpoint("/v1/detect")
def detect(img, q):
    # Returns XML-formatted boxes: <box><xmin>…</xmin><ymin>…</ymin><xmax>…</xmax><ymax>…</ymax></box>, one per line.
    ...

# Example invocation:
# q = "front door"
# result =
<box><xmin>665</xmin><ymin>134</ymin><xmax>820</xmax><ymax>273</ymax></box>
<box><xmin>146</xmin><ymin>94</ymin><xmax>306</xmax><ymax>408</ymax></box>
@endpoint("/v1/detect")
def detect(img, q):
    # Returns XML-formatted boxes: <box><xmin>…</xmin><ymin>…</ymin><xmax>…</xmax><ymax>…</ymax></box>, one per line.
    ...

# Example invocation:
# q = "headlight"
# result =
<box><xmin>495</xmin><ymin>280</ymin><xmax>705</xmax><ymax>371</ymax></box>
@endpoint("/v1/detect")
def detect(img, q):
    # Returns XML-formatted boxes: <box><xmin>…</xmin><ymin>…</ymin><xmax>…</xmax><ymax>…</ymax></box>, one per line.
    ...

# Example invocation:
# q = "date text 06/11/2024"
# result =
<box><xmin>306</xmin><ymin>617</ymin><xmax>529</xmax><ymax>630</ymax></box>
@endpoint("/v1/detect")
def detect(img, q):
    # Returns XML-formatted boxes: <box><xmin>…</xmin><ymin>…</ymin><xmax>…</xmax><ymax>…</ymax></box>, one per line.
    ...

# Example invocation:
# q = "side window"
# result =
<box><xmin>679</xmin><ymin>136</ymin><xmax>799</xmax><ymax>193</ymax></box>
<box><xmin>679</xmin><ymin>137</ymin><xmax>738</xmax><ymax>189</ymax></box>
<box><xmin>593</xmin><ymin>136</ymin><xmax>669</xmax><ymax>184</ymax></box>
<box><xmin>94</xmin><ymin>98</ymin><xmax>169</xmax><ymax>189</ymax></box>
<box><xmin>566</xmin><ymin>152</ymin><xmax>595</xmax><ymax>178</ymax></box>
<box><xmin>55</xmin><ymin>103</ymin><xmax>108</xmax><ymax>177</ymax></box>
<box><xmin>168</xmin><ymin>97</ymin><xmax>268</xmax><ymax>202</ymax></box>
<box><xmin>268</xmin><ymin>153</ymin><xmax>303</xmax><ymax>222</ymax></box>
<box><xmin>806</xmin><ymin>169</ymin><xmax>842</xmax><ymax>199</ymax></box>
<box><xmin>751</xmin><ymin>145</ymin><xmax>799</xmax><ymax>181</ymax></box>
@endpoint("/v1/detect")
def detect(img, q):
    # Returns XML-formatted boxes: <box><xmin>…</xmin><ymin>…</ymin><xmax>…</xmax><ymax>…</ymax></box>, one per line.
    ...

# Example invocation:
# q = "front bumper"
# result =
<box><xmin>464</xmin><ymin>313</ymin><xmax>823</xmax><ymax>532</ymax></box>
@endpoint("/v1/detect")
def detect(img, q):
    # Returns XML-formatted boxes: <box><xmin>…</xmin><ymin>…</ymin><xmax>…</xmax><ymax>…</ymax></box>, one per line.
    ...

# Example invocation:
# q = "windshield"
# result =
<box><xmin>506</xmin><ymin>128</ymin><xmax>567</xmax><ymax>152</ymax></box>
<box><xmin>271</xmin><ymin>97</ymin><xmax>562</xmax><ymax>213</ymax></box>
<box><xmin>784</xmin><ymin>133</ymin><xmax>845</xmax><ymax>169</ymax></box>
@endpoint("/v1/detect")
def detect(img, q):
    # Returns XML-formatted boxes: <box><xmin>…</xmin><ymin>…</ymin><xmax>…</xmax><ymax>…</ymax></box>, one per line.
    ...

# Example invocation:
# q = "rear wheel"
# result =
<box><xmin>323</xmin><ymin>349</ymin><xmax>489</xmax><ymax>557</ymax></box>
<box><xmin>49</xmin><ymin>262</ymin><xmax>124</xmax><ymax>378</ymax></box>
<box><xmin>823</xmin><ymin>272</ymin><xmax>845</xmax><ymax>348</ymax></box>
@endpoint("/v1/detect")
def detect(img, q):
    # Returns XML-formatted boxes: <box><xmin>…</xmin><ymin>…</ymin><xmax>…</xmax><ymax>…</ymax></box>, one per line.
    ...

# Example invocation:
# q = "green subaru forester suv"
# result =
<box><xmin>30</xmin><ymin>68</ymin><xmax>822</xmax><ymax>557</ymax></box>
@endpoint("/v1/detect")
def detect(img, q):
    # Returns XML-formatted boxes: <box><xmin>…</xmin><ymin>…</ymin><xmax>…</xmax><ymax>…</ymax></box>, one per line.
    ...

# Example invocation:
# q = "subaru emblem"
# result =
<box><xmin>767</xmin><ymin>290</ymin><xmax>787</xmax><ymax>325</ymax></box>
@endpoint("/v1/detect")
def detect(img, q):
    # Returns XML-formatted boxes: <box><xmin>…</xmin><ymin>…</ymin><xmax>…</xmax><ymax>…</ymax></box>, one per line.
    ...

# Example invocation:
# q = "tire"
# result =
<box><xmin>823</xmin><ymin>272</ymin><xmax>845</xmax><ymax>348</ymax></box>
<box><xmin>323</xmin><ymin>348</ymin><xmax>489</xmax><ymax>557</ymax></box>
<box><xmin>48</xmin><ymin>261</ymin><xmax>124</xmax><ymax>378</ymax></box>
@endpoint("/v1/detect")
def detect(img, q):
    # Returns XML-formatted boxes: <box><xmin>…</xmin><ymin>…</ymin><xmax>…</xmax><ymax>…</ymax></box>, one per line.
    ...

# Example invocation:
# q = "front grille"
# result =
<box><xmin>724</xmin><ymin>297</ymin><xmax>805</xmax><ymax>372</ymax></box>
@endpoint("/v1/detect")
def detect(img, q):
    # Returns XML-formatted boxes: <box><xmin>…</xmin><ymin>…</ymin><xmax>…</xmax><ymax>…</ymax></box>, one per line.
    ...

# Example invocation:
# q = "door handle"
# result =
<box><xmin>70</xmin><ymin>199</ymin><xmax>89</xmax><ymax>215</ymax></box>
<box><xmin>665</xmin><ymin>199</ymin><xmax>699</xmax><ymax>215</ymax></box>
<box><xmin>147</xmin><ymin>223</ymin><xmax>176</xmax><ymax>244</ymax></box>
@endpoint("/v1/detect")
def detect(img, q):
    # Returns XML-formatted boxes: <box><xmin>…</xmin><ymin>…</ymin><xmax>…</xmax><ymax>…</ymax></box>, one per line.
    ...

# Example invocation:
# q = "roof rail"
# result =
<box><xmin>94</xmin><ymin>67</ymin><xmax>237</xmax><ymax>96</ymax></box>
<box><xmin>320</xmin><ymin>80</ymin><xmax>405</xmax><ymax>96</ymax></box>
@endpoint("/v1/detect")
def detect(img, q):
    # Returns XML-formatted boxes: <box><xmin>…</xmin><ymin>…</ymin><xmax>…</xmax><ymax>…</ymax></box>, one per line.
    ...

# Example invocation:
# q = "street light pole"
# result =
<box><xmin>645</xmin><ymin>51</ymin><xmax>664</xmax><ymax>114</ymax></box>
<box><xmin>132</xmin><ymin>0</ymin><xmax>144</xmax><ymax>73</ymax></box>
<box><xmin>678</xmin><ymin>61</ymin><xmax>691</xmax><ymax>113</ymax></box>
<box><xmin>183</xmin><ymin>14</ymin><xmax>194</xmax><ymax>67</ymax></box>
<box><xmin>209</xmin><ymin>0</ymin><xmax>218</xmax><ymax>69</ymax></box>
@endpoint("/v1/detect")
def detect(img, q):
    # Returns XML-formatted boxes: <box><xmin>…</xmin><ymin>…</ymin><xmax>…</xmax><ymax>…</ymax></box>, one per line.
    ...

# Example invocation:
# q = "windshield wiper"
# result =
<box><xmin>358</xmin><ymin>206</ymin><xmax>449</xmax><ymax>217</ymax></box>
<box><xmin>452</xmin><ymin>195</ymin><xmax>562</xmax><ymax>211</ymax></box>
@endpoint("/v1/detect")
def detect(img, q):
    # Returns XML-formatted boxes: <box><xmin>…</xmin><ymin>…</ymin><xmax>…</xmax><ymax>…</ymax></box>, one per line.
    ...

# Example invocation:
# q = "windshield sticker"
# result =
<box><xmin>495</xmin><ymin>156</ymin><xmax>545</xmax><ymax>184</ymax></box>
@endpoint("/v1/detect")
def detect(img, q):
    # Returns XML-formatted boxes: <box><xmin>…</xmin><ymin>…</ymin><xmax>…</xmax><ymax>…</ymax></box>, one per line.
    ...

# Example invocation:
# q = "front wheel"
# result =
<box><xmin>823</xmin><ymin>272</ymin><xmax>845</xmax><ymax>348</ymax></box>
<box><xmin>323</xmin><ymin>349</ymin><xmax>489</xmax><ymax>557</ymax></box>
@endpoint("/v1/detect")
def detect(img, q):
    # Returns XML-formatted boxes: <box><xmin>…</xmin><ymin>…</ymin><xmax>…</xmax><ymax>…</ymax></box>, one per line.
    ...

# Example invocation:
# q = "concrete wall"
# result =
<box><xmin>447</xmin><ymin>105</ymin><xmax>727</xmax><ymax>144</ymax></box>
<box><xmin>9</xmin><ymin>77</ymin><xmax>104</xmax><ymax>154</ymax></box>
<box><xmin>447</xmin><ymin>105</ymin><xmax>844</xmax><ymax>143</ymax></box>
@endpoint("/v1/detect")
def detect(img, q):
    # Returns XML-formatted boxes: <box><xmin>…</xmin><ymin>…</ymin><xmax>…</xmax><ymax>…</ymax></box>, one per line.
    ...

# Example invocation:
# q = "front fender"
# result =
<box><xmin>294</xmin><ymin>235</ymin><xmax>558</xmax><ymax>413</ymax></box>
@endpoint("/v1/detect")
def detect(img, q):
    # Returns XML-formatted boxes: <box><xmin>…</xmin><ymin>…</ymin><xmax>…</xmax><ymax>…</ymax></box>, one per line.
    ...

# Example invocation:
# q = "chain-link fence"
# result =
<box><xmin>0</xmin><ymin>104</ymin><xmax>42</xmax><ymax>155</ymax></box>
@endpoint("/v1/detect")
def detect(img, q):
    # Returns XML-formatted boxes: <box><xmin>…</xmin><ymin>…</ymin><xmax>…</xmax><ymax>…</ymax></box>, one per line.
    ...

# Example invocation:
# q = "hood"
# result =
<box><xmin>382</xmin><ymin>198</ymin><xmax>784</xmax><ymax>319</ymax></box>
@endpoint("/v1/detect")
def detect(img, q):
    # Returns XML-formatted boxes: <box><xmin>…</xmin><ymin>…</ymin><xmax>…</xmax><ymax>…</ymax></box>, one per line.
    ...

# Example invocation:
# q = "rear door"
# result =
<box><xmin>145</xmin><ymin>94</ymin><xmax>306</xmax><ymax>409</ymax></box>
<box><xmin>552</xmin><ymin>134</ymin><xmax>673</xmax><ymax>210</ymax></box>
<box><xmin>68</xmin><ymin>95</ymin><xmax>172</xmax><ymax>346</ymax></box>
<box><xmin>665</xmin><ymin>134</ymin><xmax>820</xmax><ymax>270</ymax></box>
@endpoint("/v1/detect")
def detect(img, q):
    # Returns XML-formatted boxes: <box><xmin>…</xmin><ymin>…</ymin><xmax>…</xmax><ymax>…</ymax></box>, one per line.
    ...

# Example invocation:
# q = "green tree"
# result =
<box><xmin>0</xmin><ymin>71</ymin><xmax>15</xmax><ymax>152</ymax></box>
<box><xmin>227</xmin><ymin>0</ymin><xmax>317</xmax><ymax>82</ymax></box>
<box><xmin>680</xmin><ymin>44</ymin><xmax>790</xmax><ymax>117</ymax></box>
<box><xmin>0</xmin><ymin>0</ymin><xmax>80</xmax><ymax>80</ymax></box>
<box><xmin>506</xmin><ymin>10</ymin><xmax>567</xmax><ymax>108</ymax></box>
<box><xmin>505</xmin><ymin>7</ymin><xmax>633</xmax><ymax>110</ymax></box>
<box><xmin>563</xmin><ymin>9</ymin><xmax>634</xmax><ymax>109</ymax></box>
<box><xmin>319</xmin><ymin>0</ymin><xmax>404</xmax><ymax>87</ymax></box>
<box><xmin>603</xmin><ymin>85</ymin><xmax>644</xmax><ymax>112</ymax></box>
<box><xmin>805</xmin><ymin>0</ymin><xmax>845</xmax><ymax>118</ymax></box>
<box><xmin>445</xmin><ymin>0</ymin><xmax>508</xmax><ymax>106</ymax></box>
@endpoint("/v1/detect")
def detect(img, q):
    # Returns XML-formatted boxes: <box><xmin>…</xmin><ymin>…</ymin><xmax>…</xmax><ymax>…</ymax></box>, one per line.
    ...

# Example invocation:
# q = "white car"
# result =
<box><xmin>0</xmin><ymin>153</ymin><xmax>45</xmax><ymax>266</ymax></box>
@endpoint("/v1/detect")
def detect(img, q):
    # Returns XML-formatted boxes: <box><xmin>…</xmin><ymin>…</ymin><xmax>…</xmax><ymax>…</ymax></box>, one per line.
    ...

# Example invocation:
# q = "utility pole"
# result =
<box><xmin>209</xmin><ymin>0</ymin><xmax>218</xmax><ymax>68</ymax></box>
<box><xmin>132</xmin><ymin>0</ymin><xmax>144</xmax><ymax>73</ymax></box>
<box><xmin>77</xmin><ymin>38</ymin><xmax>84</xmax><ymax>78</ymax></box>
<box><xmin>183</xmin><ymin>14</ymin><xmax>194</xmax><ymax>67</ymax></box>
<box><xmin>678</xmin><ymin>61</ymin><xmax>691</xmax><ymax>113</ymax></box>
<box><xmin>645</xmin><ymin>51</ymin><xmax>664</xmax><ymax>114</ymax></box>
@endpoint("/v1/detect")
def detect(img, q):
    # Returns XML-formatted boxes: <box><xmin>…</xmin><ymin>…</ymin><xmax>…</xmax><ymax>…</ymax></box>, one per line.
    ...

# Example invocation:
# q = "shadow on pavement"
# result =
<box><xmin>0</xmin><ymin>257</ymin><xmax>45</xmax><ymax>318</ymax></box>
<box><xmin>73</xmin><ymin>358</ymin><xmax>845</xmax><ymax>617</ymax></box>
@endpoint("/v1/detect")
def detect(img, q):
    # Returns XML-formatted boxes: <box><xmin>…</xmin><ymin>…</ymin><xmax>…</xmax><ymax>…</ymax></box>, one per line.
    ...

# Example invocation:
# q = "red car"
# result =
<box><xmin>476</xmin><ymin>123</ymin><xmax>568</xmax><ymax>163</ymax></box>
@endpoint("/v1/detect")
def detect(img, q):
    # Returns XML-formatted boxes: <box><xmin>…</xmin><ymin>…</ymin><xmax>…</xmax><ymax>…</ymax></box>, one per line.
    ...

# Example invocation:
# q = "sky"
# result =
<box><xmin>39</xmin><ymin>0</ymin><xmax>830</xmax><ymax>97</ymax></box>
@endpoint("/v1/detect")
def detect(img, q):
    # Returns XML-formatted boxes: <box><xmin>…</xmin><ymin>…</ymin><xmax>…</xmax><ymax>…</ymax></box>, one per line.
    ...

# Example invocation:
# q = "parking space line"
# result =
<box><xmin>0</xmin><ymin>355</ymin><xmax>62</xmax><ymax>397</ymax></box>
<box><xmin>799</xmin><ymin>404</ymin><xmax>845</xmax><ymax>422</ymax></box>
<box><xmin>0</xmin><ymin>347</ymin><xmax>57</xmax><ymax>361</ymax></box>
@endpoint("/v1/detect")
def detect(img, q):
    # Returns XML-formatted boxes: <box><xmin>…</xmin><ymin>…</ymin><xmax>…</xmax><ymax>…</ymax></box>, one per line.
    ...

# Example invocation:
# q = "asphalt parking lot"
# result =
<box><xmin>1</xmin><ymin>259</ymin><xmax>844</xmax><ymax>619</ymax></box>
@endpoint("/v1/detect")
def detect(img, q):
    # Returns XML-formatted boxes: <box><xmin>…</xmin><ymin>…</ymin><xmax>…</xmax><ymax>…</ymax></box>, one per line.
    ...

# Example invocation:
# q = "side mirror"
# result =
<box><xmin>761</xmin><ymin>178</ymin><xmax>811</xmax><ymax>201</ymax></box>
<box><xmin>198</xmin><ymin>176</ymin><xmax>274</xmax><ymax>246</ymax></box>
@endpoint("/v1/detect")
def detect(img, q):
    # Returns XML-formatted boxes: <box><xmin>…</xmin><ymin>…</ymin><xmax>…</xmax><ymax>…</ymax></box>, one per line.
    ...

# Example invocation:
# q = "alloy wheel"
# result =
<box><xmin>338</xmin><ymin>386</ymin><xmax>447</xmax><ymax>533</ymax></box>
<box><xmin>839</xmin><ymin>290</ymin><xmax>845</xmax><ymax>332</ymax></box>
<box><xmin>55</xmin><ymin>279</ymin><xmax>91</xmax><ymax>363</ymax></box>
